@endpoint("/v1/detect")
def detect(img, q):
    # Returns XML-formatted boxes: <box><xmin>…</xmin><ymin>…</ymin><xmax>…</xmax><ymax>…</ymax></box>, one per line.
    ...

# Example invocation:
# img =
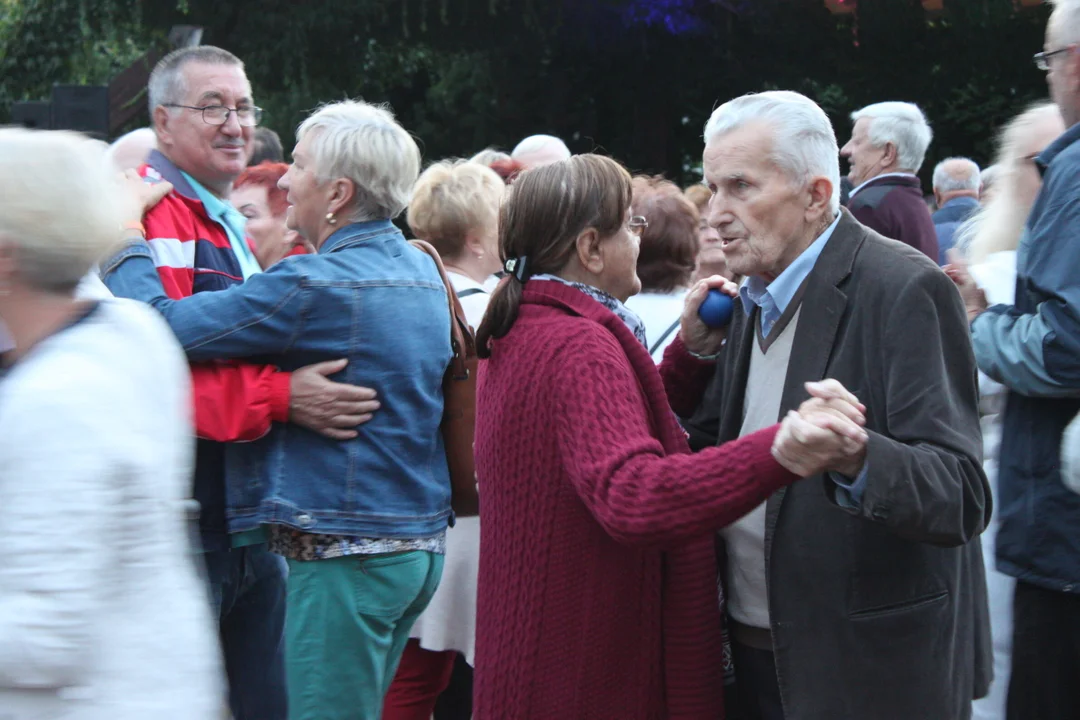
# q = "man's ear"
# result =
<box><xmin>806</xmin><ymin>176</ymin><xmax>834</xmax><ymax>223</ymax></box>
<box><xmin>153</xmin><ymin>106</ymin><xmax>172</xmax><ymax>149</ymax></box>
<box><xmin>881</xmin><ymin>141</ymin><xmax>899</xmax><ymax>168</ymax></box>
<box><xmin>574</xmin><ymin>227</ymin><xmax>604</xmax><ymax>274</ymax></box>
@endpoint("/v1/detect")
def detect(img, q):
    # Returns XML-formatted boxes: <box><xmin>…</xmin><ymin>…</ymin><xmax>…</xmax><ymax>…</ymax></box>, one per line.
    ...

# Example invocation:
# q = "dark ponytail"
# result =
<box><xmin>475</xmin><ymin>154</ymin><xmax>633</xmax><ymax>359</ymax></box>
<box><xmin>476</xmin><ymin>275</ymin><xmax>522</xmax><ymax>359</ymax></box>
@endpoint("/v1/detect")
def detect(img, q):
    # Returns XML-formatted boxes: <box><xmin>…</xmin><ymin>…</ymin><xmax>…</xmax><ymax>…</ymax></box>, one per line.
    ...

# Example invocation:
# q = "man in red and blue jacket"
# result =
<box><xmin>104</xmin><ymin>46</ymin><xmax>376</xmax><ymax>720</ymax></box>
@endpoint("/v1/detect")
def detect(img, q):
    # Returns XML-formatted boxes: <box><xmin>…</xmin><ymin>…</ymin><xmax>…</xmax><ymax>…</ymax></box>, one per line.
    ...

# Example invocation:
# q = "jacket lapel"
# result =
<box><xmin>718</xmin><ymin>305</ymin><xmax>758</xmax><ymax>443</ymax></box>
<box><xmin>764</xmin><ymin>211</ymin><xmax>863</xmax><ymax>542</ymax></box>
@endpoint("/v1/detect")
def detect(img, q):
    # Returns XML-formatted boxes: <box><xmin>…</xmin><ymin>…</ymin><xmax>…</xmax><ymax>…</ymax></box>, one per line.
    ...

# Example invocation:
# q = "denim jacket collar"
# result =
<box><xmin>319</xmin><ymin>219</ymin><xmax>400</xmax><ymax>254</ymax></box>
<box><xmin>1036</xmin><ymin>122</ymin><xmax>1080</xmax><ymax>176</ymax></box>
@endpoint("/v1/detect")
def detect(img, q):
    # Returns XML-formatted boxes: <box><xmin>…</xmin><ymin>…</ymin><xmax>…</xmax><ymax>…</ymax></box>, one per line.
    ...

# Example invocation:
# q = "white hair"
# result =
<box><xmin>0</xmin><ymin>129</ymin><xmax>133</xmax><ymax>292</ymax></box>
<box><xmin>470</xmin><ymin>148</ymin><xmax>511</xmax><ymax>166</ymax></box>
<box><xmin>511</xmin><ymin>134</ymin><xmax>570</xmax><ymax>161</ymax></box>
<box><xmin>704</xmin><ymin>90</ymin><xmax>842</xmax><ymax>214</ymax></box>
<box><xmin>107</xmin><ymin>127</ymin><xmax>157</xmax><ymax>171</ymax></box>
<box><xmin>850</xmin><ymin>102</ymin><xmax>933</xmax><ymax>173</ymax></box>
<box><xmin>957</xmin><ymin>102</ymin><xmax>1064</xmax><ymax>263</ymax></box>
<box><xmin>979</xmin><ymin>164</ymin><xmax>1000</xmax><ymax>195</ymax></box>
<box><xmin>147</xmin><ymin>46</ymin><xmax>245</xmax><ymax>118</ymax></box>
<box><xmin>1050</xmin><ymin>0</ymin><xmax>1080</xmax><ymax>46</ymax></box>
<box><xmin>932</xmin><ymin>157</ymin><xmax>981</xmax><ymax>194</ymax></box>
<box><xmin>297</xmin><ymin>100</ymin><xmax>421</xmax><ymax>221</ymax></box>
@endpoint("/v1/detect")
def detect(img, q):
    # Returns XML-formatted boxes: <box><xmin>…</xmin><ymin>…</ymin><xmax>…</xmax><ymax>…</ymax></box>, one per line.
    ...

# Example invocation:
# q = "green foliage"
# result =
<box><xmin>0</xmin><ymin>0</ymin><xmax>1056</xmax><ymax>187</ymax></box>
<box><xmin>0</xmin><ymin>0</ymin><xmax>159</xmax><ymax>123</ymax></box>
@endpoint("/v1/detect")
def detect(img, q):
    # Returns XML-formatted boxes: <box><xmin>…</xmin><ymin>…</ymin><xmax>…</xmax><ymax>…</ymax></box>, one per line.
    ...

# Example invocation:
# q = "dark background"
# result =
<box><xmin>0</xmin><ymin>0</ymin><xmax>1053</xmax><ymax>187</ymax></box>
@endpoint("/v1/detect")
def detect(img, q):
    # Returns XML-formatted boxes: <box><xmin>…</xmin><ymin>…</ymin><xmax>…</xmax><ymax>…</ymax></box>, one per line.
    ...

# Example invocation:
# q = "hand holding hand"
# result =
<box><xmin>772</xmin><ymin>380</ymin><xmax>869</xmax><ymax>478</ymax></box>
<box><xmin>679</xmin><ymin>275</ymin><xmax>739</xmax><ymax>356</ymax></box>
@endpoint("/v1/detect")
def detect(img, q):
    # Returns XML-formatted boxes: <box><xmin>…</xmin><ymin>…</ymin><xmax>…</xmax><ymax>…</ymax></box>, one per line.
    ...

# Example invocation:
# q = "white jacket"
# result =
<box><xmin>0</xmin><ymin>299</ymin><xmax>223</xmax><ymax>719</ymax></box>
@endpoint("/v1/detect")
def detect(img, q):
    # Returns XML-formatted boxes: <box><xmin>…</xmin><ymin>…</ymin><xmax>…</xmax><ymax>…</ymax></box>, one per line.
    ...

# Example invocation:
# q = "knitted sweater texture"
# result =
<box><xmin>473</xmin><ymin>280</ymin><xmax>798</xmax><ymax>719</ymax></box>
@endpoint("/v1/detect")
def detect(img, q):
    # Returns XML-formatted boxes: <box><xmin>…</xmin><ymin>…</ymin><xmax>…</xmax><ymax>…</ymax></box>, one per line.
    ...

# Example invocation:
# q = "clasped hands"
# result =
<box><xmin>772</xmin><ymin>380</ymin><xmax>869</xmax><ymax>479</ymax></box>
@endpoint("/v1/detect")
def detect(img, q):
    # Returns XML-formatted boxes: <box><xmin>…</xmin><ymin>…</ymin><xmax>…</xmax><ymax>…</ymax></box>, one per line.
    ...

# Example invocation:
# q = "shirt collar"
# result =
<box><xmin>180</xmin><ymin>170</ymin><xmax>262</xmax><ymax>279</ymax></box>
<box><xmin>941</xmin><ymin>195</ymin><xmax>980</xmax><ymax>210</ymax></box>
<box><xmin>447</xmin><ymin>272</ymin><xmax>488</xmax><ymax>292</ymax></box>
<box><xmin>1035</xmin><ymin>122</ymin><xmax>1080</xmax><ymax>175</ymax></box>
<box><xmin>320</xmin><ymin>219</ymin><xmax>398</xmax><ymax>254</ymax></box>
<box><xmin>740</xmin><ymin>213</ymin><xmax>842</xmax><ymax>318</ymax></box>
<box><xmin>849</xmin><ymin>172</ymin><xmax>919</xmax><ymax>199</ymax></box>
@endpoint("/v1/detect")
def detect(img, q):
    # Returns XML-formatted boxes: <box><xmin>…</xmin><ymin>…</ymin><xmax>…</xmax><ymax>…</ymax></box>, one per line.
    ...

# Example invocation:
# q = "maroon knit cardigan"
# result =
<box><xmin>473</xmin><ymin>280</ymin><xmax>798</xmax><ymax>719</ymax></box>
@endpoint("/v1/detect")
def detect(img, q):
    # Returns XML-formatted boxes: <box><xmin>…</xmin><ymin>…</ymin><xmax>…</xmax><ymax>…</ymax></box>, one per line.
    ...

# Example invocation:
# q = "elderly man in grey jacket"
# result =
<box><xmin>681</xmin><ymin>90</ymin><xmax>991</xmax><ymax>720</ymax></box>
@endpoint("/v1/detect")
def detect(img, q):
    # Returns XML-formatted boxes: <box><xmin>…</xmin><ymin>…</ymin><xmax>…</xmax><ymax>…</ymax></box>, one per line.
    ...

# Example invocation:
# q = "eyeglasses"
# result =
<box><xmin>627</xmin><ymin>216</ymin><xmax>649</xmax><ymax>236</ymax></box>
<box><xmin>1034</xmin><ymin>47</ymin><xmax>1073</xmax><ymax>71</ymax></box>
<box><xmin>163</xmin><ymin>104</ymin><xmax>263</xmax><ymax>127</ymax></box>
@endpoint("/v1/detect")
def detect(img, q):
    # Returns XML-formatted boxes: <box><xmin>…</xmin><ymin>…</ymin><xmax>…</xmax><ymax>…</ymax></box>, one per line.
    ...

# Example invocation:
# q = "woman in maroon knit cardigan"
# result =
<box><xmin>472</xmin><ymin>155</ymin><xmax>866</xmax><ymax>719</ymax></box>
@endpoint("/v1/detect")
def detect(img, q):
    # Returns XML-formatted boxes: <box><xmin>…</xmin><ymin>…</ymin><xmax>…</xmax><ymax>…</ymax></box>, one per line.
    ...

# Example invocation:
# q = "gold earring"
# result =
<box><xmin>326</xmin><ymin>212</ymin><xmax>337</xmax><ymax>225</ymax></box>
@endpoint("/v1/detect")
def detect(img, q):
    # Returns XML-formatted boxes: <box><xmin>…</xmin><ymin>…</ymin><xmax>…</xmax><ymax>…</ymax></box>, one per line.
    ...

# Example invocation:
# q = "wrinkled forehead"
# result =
<box><xmin>703</xmin><ymin>123</ymin><xmax>778</xmax><ymax>178</ymax></box>
<box><xmin>180</xmin><ymin>61</ymin><xmax>253</xmax><ymax>105</ymax></box>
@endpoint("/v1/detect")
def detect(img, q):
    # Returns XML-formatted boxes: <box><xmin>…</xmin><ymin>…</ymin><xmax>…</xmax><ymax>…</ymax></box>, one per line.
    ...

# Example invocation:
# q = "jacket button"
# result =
<box><xmin>296</xmin><ymin>513</ymin><xmax>314</xmax><ymax>528</ymax></box>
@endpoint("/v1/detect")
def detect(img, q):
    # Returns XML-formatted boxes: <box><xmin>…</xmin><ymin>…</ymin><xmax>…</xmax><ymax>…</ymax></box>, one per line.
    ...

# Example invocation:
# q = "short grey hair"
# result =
<box><xmin>0</xmin><ymin>129</ymin><xmax>133</xmax><ymax>293</ymax></box>
<box><xmin>297</xmin><ymin>100</ymin><xmax>421</xmax><ymax>221</ymax></box>
<box><xmin>147</xmin><ymin>46</ymin><xmax>245</xmax><ymax>117</ymax></box>
<box><xmin>704</xmin><ymin>90</ymin><xmax>842</xmax><ymax>214</ymax></box>
<box><xmin>850</xmin><ymin>102</ymin><xmax>933</xmax><ymax>173</ymax></box>
<box><xmin>511</xmin><ymin>135</ymin><xmax>571</xmax><ymax>161</ymax></box>
<box><xmin>932</xmin><ymin>157</ymin><xmax>981</xmax><ymax>194</ymax></box>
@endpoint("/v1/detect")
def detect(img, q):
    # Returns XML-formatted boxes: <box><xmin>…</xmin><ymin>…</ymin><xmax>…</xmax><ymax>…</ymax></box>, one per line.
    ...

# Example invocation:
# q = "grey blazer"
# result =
<box><xmin>688</xmin><ymin>209</ymin><xmax>992</xmax><ymax>720</ymax></box>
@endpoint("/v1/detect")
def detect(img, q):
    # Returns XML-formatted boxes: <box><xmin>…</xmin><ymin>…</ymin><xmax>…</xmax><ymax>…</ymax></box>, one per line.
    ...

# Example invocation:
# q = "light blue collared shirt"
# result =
<box><xmin>181</xmin><ymin>171</ymin><xmax>262</xmax><ymax>280</ymax></box>
<box><xmin>739</xmin><ymin>214</ymin><xmax>841</xmax><ymax>336</ymax></box>
<box><xmin>738</xmin><ymin>214</ymin><xmax>868</xmax><ymax>505</ymax></box>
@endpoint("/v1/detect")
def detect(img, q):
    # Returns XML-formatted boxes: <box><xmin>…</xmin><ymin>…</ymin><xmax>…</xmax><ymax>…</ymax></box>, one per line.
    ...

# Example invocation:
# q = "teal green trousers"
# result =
<box><xmin>284</xmin><ymin>551</ymin><xmax>444</xmax><ymax>720</ymax></box>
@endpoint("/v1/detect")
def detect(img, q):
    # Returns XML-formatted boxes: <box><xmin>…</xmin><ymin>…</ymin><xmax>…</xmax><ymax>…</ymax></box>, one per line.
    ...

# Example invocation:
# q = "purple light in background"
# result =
<box><xmin>621</xmin><ymin>0</ymin><xmax>708</xmax><ymax>34</ymax></box>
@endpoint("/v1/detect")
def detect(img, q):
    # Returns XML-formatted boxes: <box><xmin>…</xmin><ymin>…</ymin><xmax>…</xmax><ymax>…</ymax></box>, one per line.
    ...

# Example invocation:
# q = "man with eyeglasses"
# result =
<box><xmin>949</xmin><ymin>1</ymin><xmax>1080</xmax><ymax>718</ymax></box>
<box><xmin>103</xmin><ymin>46</ymin><xmax>379</xmax><ymax>720</ymax></box>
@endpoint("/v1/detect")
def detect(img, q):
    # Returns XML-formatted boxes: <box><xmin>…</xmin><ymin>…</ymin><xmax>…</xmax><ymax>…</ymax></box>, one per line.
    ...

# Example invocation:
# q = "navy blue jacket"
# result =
<box><xmin>972</xmin><ymin>121</ymin><xmax>1080</xmax><ymax>593</ymax></box>
<box><xmin>932</xmin><ymin>196</ymin><xmax>980</xmax><ymax>265</ymax></box>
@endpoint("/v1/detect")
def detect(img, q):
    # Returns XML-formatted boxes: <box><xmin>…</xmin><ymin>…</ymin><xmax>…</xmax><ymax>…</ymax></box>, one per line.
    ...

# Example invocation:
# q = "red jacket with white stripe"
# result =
<box><xmin>139</xmin><ymin>151</ymin><xmax>291</xmax><ymax>443</ymax></box>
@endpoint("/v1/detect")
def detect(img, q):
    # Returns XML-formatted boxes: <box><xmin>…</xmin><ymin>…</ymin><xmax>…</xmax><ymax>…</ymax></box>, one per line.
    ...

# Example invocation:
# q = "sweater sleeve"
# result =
<box><xmin>553</xmin><ymin>330</ymin><xmax>798</xmax><ymax>548</ymax></box>
<box><xmin>658</xmin><ymin>333</ymin><xmax>719</xmax><ymax>418</ymax></box>
<box><xmin>0</xmin><ymin>383</ymin><xmax>118</xmax><ymax>688</ymax></box>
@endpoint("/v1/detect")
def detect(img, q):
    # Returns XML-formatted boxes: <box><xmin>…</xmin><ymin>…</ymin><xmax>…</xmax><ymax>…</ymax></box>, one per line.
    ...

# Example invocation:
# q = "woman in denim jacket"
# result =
<box><xmin>104</xmin><ymin>100</ymin><xmax>453</xmax><ymax>720</ymax></box>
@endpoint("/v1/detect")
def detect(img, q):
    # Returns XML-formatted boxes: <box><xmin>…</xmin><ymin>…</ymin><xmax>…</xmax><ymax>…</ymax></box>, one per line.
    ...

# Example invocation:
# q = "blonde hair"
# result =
<box><xmin>960</xmin><ymin>103</ymin><xmax>1064</xmax><ymax>264</ymax></box>
<box><xmin>0</xmin><ymin>128</ymin><xmax>132</xmax><ymax>293</ymax></box>
<box><xmin>297</xmin><ymin>100</ymin><xmax>421</xmax><ymax>221</ymax></box>
<box><xmin>408</xmin><ymin>160</ymin><xmax>505</xmax><ymax>260</ymax></box>
<box><xmin>469</xmin><ymin>148</ymin><xmax>511</xmax><ymax>166</ymax></box>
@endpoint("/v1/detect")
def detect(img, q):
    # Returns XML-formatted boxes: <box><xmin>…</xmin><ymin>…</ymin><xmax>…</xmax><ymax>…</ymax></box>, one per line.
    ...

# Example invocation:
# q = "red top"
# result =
<box><xmin>474</xmin><ymin>280</ymin><xmax>798</xmax><ymax>720</ymax></box>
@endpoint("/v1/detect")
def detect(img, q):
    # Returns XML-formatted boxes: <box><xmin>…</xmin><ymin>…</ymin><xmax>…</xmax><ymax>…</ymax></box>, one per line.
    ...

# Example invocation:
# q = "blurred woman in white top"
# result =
<box><xmin>0</xmin><ymin>128</ymin><xmax>222</xmax><ymax>720</ymax></box>
<box><xmin>948</xmin><ymin>101</ymin><xmax>1065</xmax><ymax>720</ymax></box>
<box><xmin>624</xmin><ymin>176</ymin><xmax>701</xmax><ymax>363</ymax></box>
<box><xmin>381</xmin><ymin>158</ymin><xmax>504</xmax><ymax>720</ymax></box>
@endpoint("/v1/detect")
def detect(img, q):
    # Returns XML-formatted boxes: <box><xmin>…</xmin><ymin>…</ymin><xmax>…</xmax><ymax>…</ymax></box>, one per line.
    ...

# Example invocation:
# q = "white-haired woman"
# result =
<box><xmin>101</xmin><ymin>100</ymin><xmax>454</xmax><ymax>720</ymax></box>
<box><xmin>946</xmin><ymin>101</ymin><xmax>1066</xmax><ymax>720</ymax></box>
<box><xmin>382</xmin><ymin>160</ymin><xmax>504</xmax><ymax>720</ymax></box>
<box><xmin>0</xmin><ymin>129</ymin><xmax>222</xmax><ymax>718</ymax></box>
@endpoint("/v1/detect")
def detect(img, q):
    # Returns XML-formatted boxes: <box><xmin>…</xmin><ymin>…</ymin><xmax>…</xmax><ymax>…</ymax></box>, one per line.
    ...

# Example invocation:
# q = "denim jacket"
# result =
<box><xmin>102</xmin><ymin>220</ymin><xmax>454</xmax><ymax>538</ymax></box>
